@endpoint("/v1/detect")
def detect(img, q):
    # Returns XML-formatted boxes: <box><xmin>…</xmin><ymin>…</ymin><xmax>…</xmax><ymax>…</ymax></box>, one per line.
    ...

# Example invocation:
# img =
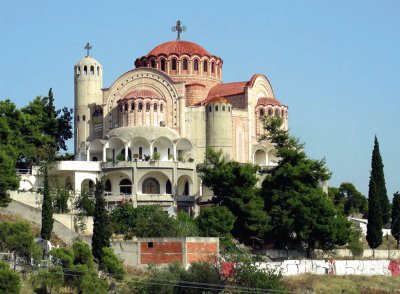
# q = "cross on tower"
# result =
<box><xmin>171</xmin><ymin>20</ymin><xmax>186</xmax><ymax>40</ymax></box>
<box><xmin>84</xmin><ymin>43</ymin><xmax>92</xmax><ymax>57</ymax></box>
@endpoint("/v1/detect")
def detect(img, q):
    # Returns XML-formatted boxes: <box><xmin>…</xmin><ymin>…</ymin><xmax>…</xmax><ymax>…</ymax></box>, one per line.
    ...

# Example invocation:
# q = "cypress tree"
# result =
<box><xmin>92</xmin><ymin>179</ymin><xmax>111</xmax><ymax>261</ymax></box>
<box><xmin>366</xmin><ymin>178</ymin><xmax>382</xmax><ymax>251</ymax></box>
<box><xmin>40</xmin><ymin>165</ymin><xmax>53</xmax><ymax>240</ymax></box>
<box><xmin>391</xmin><ymin>192</ymin><xmax>400</xmax><ymax>249</ymax></box>
<box><xmin>370</xmin><ymin>136</ymin><xmax>390</xmax><ymax>224</ymax></box>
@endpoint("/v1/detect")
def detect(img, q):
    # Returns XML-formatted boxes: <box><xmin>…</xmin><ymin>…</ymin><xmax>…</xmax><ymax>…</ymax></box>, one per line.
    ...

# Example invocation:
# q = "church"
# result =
<box><xmin>22</xmin><ymin>21</ymin><xmax>289</xmax><ymax>215</ymax></box>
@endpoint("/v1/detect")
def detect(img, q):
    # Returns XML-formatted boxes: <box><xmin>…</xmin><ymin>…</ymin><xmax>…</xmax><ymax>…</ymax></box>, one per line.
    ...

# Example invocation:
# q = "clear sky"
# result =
<box><xmin>0</xmin><ymin>0</ymin><xmax>399</xmax><ymax>198</ymax></box>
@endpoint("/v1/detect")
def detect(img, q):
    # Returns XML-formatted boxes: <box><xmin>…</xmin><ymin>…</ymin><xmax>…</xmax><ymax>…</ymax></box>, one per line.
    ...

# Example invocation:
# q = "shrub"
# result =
<box><xmin>0</xmin><ymin>260</ymin><xmax>21</xmax><ymax>294</ymax></box>
<box><xmin>100</xmin><ymin>247</ymin><xmax>125</xmax><ymax>280</ymax></box>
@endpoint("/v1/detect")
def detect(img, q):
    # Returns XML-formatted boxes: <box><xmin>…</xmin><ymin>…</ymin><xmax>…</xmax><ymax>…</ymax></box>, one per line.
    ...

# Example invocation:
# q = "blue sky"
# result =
<box><xmin>0</xmin><ymin>0</ymin><xmax>399</xmax><ymax>198</ymax></box>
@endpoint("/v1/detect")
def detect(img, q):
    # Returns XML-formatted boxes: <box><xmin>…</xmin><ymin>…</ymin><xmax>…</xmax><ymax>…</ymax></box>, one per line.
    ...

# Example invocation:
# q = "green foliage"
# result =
<box><xmin>50</xmin><ymin>247</ymin><xmax>74</xmax><ymax>268</ymax></box>
<box><xmin>347</xmin><ymin>225</ymin><xmax>364</xmax><ymax>258</ymax></box>
<box><xmin>72</xmin><ymin>240</ymin><xmax>94</xmax><ymax>269</ymax></box>
<box><xmin>0</xmin><ymin>221</ymin><xmax>42</xmax><ymax>268</ymax></box>
<box><xmin>175</xmin><ymin>211</ymin><xmax>201</xmax><ymax>237</ymax></box>
<box><xmin>261</xmin><ymin>116</ymin><xmax>351</xmax><ymax>252</ymax></box>
<box><xmin>152</xmin><ymin>151</ymin><xmax>161</xmax><ymax>161</ymax></box>
<box><xmin>53</xmin><ymin>188</ymin><xmax>70</xmax><ymax>213</ymax></box>
<box><xmin>391</xmin><ymin>191</ymin><xmax>400</xmax><ymax>248</ymax></box>
<box><xmin>74</xmin><ymin>190</ymin><xmax>95</xmax><ymax>217</ymax></box>
<box><xmin>30</xmin><ymin>265</ymin><xmax>64</xmax><ymax>294</ymax></box>
<box><xmin>366</xmin><ymin>178</ymin><xmax>383</xmax><ymax>249</ymax></box>
<box><xmin>110</xmin><ymin>203</ymin><xmax>136</xmax><ymax>236</ymax></box>
<box><xmin>370</xmin><ymin>136</ymin><xmax>390</xmax><ymax>225</ymax></box>
<box><xmin>92</xmin><ymin>179</ymin><xmax>111</xmax><ymax>261</ymax></box>
<box><xmin>0</xmin><ymin>147</ymin><xmax>19</xmax><ymax>207</ymax></box>
<box><xmin>330</xmin><ymin>182</ymin><xmax>368</xmax><ymax>216</ymax></box>
<box><xmin>100</xmin><ymin>247</ymin><xmax>125</xmax><ymax>280</ymax></box>
<box><xmin>196</xmin><ymin>206</ymin><xmax>235</xmax><ymax>249</ymax></box>
<box><xmin>198</xmin><ymin>148</ymin><xmax>269</xmax><ymax>243</ymax></box>
<box><xmin>0</xmin><ymin>260</ymin><xmax>21</xmax><ymax>294</ymax></box>
<box><xmin>79</xmin><ymin>273</ymin><xmax>108</xmax><ymax>294</ymax></box>
<box><xmin>41</xmin><ymin>165</ymin><xmax>53</xmax><ymax>240</ymax></box>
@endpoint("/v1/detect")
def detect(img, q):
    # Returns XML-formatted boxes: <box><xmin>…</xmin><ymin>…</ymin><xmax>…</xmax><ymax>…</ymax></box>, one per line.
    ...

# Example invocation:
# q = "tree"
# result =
<box><xmin>110</xmin><ymin>203</ymin><xmax>136</xmax><ymax>236</ymax></box>
<box><xmin>391</xmin><ymin>192</ymin><xmax>400</xmax><ymax>249</ymax></box>
<box><xmin>73</xmin><ymin>240</ymin><xmax>95</xmax><ymax>270</ymax></box>
<box><xmin>100</xmin><ymin>247</ymin><xmax>125</xmax><ymax>280</ymax></box>
<box><xmin>330</xmin><ymin>183</ymin><xmax>368</xmax><ymax>216</ymax></box>
<box><xmin>92</xmin><ymin>179</ymin><xmax>111</xmax><ymax>261</ymax></box>
<box><xmin>0</xmin><ymin>147</ymin><xmax>19</xmax><ymax>207</ymax></box>
<box><xmin>366</xmin><ymin>178</ymin><xmax>383</xmax><ymax>251</ymax></box>
<box><xmin>197</xmin><ymin>206</ymin><xmax>236</xmax><ymax>248</ymax></box>
<box><xmin>132</xmin><ymin>205</ymin><xmax>178</xmax><ymax>237</ymax></box>
<box><xmin>261</xmin><ymin>116</ymin><xmax>351</xmax><ymax>253</ymax></box>
<box><xmin>41</xmin><ymin>165</ymin><xmax>53</xmax><ymax>241</ymax></box>
<box><xmin>175</xmin><ymin>211</ymin><xmax>201</xmax><ymax>237</ymax></box>
<box><xmin>0</xmin><ymin>260</ymin><xmax>21</xmax><ymax>294</ymax></box>
<box><xmin>369</xmin><ymin>136</ymin><xmax>390</xmax><ymax>225</ymax></box>
<box><xmin>30</xmin><ymin>266</ymin><xmax>64</xmax><ymax>294</ymax></box>
<box><xmin>197</xmin><ymin>148</ymin><xmax>269</xmax><ymax>243</ymax></box>
<box><xmin>0</xmin><ymin>221</ymin><xmax>42</xmax><ymax>269</ymax></box>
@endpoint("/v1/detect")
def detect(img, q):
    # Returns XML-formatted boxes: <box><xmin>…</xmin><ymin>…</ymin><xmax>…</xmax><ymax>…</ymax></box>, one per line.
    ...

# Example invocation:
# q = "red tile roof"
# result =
<box><xmin>122</xmin><ymin>89</ymin><xmax>162</xmax><ymax>100</ymax></box>
<box><xmin>147</xmin><ymin>40</ymin><xmax>211</xmax><ymax>57</ymax></box>
<box><xmin>256</xmin><ymin>97</ymin><xmax>282</xmax><ymax>106</ymax></box>
<box><xmin>207</xmin><ymin>81</ymin><xmax>248</xmax><ymax>98</ymax></box>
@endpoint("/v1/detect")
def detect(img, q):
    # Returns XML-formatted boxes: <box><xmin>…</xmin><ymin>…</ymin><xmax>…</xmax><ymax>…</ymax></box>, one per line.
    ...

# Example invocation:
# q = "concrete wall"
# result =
<box><xmin>261</xmin><ymin>259</ymin><xmax>392</xmax><ymax>276</ymax></box>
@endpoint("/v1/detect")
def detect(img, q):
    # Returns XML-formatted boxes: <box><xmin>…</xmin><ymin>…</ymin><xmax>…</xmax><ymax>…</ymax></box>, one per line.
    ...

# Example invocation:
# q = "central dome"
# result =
<box><xmin>147</xmin><ymin>40</ymin><xmax>211</xmax><ymax>57</ymax></box>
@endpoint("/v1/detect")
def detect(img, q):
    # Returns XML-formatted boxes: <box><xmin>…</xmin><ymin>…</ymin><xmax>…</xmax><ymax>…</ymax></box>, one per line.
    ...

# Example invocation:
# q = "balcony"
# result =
<box><xmin>100</xmin><ymin>160</ymin><xmax>195</xmax><ymax>171</ymax></box>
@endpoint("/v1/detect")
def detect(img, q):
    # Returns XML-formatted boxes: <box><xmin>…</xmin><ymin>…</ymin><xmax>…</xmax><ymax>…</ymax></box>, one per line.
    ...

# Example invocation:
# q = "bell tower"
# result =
<box><xmin>74</xmin><ymin>43</ymin><xmax>103</xmax><ymax>157</ymax></box>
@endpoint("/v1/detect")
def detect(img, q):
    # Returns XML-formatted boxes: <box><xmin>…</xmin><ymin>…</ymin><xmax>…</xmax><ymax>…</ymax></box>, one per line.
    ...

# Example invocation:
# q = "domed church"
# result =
<box><xmin>50</xmin><ymin>21</ymin><xmax>288</xmax><ymax>215</ymax></box>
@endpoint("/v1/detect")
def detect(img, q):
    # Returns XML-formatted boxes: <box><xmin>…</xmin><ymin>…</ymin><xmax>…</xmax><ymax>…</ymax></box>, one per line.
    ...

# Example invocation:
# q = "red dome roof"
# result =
<box><xmin>123</xmin><ymin>89</ymin><xmax>162</xmax><ymax>100</ymax></box>
<box><xmin>147</xmin><ymin>40</ymin><xmax>211</xmax><ymax>57</ymax></box>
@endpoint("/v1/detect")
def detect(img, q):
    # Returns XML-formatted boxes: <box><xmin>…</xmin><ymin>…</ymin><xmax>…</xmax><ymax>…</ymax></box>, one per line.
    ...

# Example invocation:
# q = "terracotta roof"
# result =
<box><xmin>207</xmin><ymin>82</ymin><xmax>248</xmax><ymax>98</ymax></box>
<box><xmin>147</xmin><ymin>40</ymin><xmax>211</xmax><ymax>57</ymax></box>
<box><xmin>206</xmin><ymin>97</ymin><xmax>229</xmax><ymax>105</ymax></box>
<box><xmin>256</xmin><ymin>97</ymin><xmax>282</xmax><ymax>106</ymax></box>
<box><xmin>122</xmin><ymin>89</ymin><xmax>162</xmax><ymax>100</ymax></box>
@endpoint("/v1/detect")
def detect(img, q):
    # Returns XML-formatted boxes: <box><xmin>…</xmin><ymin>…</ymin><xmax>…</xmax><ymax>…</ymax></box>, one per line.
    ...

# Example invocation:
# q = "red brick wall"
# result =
<box><xmin>187</xmin><ymin>242</ymin><xmax>218</xmax><ymax>264</ymax></box>
<box><xmin>140</xmin><ymin>241</ymin><xmax>183</xmax><ymax>264</ymax></box>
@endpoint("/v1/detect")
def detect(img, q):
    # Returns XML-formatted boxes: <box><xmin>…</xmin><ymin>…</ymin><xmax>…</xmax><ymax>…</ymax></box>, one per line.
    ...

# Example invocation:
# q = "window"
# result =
<box><xmin>184</xmin><ymin>181</ymin><xmax>189</xmax><ymax>195</ymax></box>
<box><xmin>203</xmin><ymin>61</ymin><xmax>208</xmax><ymax>72</ymax></box>
<box><xmin>138</xmin><ymin>102</ymin><xmax>143</xmax><ymax>112</ymax></box>
<box><xmin>148</xmin><ymin>242</ymin><xmax>154</xmax><ymax>248</ymax></box>
<box><xmin>83</xmin><ymin>66</ymin><xmax>87</xmax><ymax>75</ymax></box>
<box><xmin>150</xmin><ymin>59</ymin><xmax>156</xmax><ymax>68</ymax></box>
<box><xmin>193</xmin><ymin>59</ymin><xmax>199</xmax><ymax>71</ymax></box>
<box><xmin>90</xmin><ymin>65</ymin><xmax>94</xmax><ymax>75</ymax></box>
<box><xmin>124</xmin><ymin>104</ymin><xmax>128</xmax><ymax>112</ymax></box>
<box><xmin>142</xmin><ymin>177</ymin><xmax>160</xmax><ymax>194</ymax></box>
<box><xmin>215</xmin><ymin>106</ymin><xmax>218</xmax><ymax>111</ymax></box>
<box><xmin>222</xmin><ymin>105</ymin><xmax>225</xmax><ymax>111</ymax></box>
<box><xmin>105</xmin><ymin>179</ymin><xmax>112</xmax><ymax>192</ymax></box>
<box><xmin>209</xmin><ymin>106</ymin><xmax>212</xmax><ymax>112</ymax></box>
<box><xmin>183</xmin><ymin>58</ymin><xmax>188</xmax><ymax>70</ymax></box>
<box><xmin>139</xmin><ymin>147</ymin><xmax>143</xmax><ymax>159</ymax></box>
<box><xmin>82</xmin><ymin>115</ymin><xmax>86</xmax><ymax>121</ymax></box>
<box><xmin>77</xmin><ymin>66</ymin><xmax>81</xmax><ymax>75</ymax></box>
<box><xmin>171</xmin><ymin>58</ymin><xmax>177</xmax><ymax>70</ymax></box>
<box><xmin>153</xmin><ymin>147</ymin><xmax>157</xmax><ymax>153</ymax></box>
<box><xmin>142</xmin><ymin>60</ymin><xmax>147</xmax><ymax>67</ymax></box>
<box><xmin>268</xmin><ymin>109</ymin><xmax>273</xmax><ymax>116</ymax></box>
<box><xmin>161</xmin><ymin>59</ymin><xmax>166</xmax><ymax>71</ymax></box>
<box><xmin>166</xmin><ymin>180</ymin><xmax>172</xmax><ymax>194</ymax></box>
<box><xmin>146</xmin><ymin>102</ymin><xmax>151</xmax><ymax>112</ymax></box>
<box><xmin>97</xmin><ymin>66</ymin><xmax>100</xmax><ymax>75</ymax></box>
<box><xmin>259</xmin><ymin>108</ymin><xmax>264</xmax><ymax>117</ymax></box>
<box><xmin>131</xmin><ymin>103</ymin><xmax>135</xmax><ymax>111</ymax></box>
<box><xmin>119</xmin><ymin>179</ymin><xmax>132</xmax><ymax>195</ymax></box>
<box><xmin>275</xmin><ymin>109</ymin><xmax>279</xmax><ymax>116</ymax></box>
<box><xmin>228</xmin><ymin>106</ymin><xmax>231</xmax><ymax>112</ymax></box>
<box><xmin>160</xmin><ymin>104</ymin><xmax>164</xmax><ymax>112</ymax></box>
<box><xmin>281</xmin><ymin>109</ymin><xmax>284</xmax><ymax>116</ymax></box>
<box><xmin>211</xmin><ymin>62</ymin><xmax>215</xmax><ymax>73</ymax></box>
<box><xmin>77</xmin><ymin>115</ymin><xmax>80</xmax><ymax>122</ymax></box>
<box><xmin>154</xmin><ymin>103</ymin><xmax>158</xmax><ymax>111</ymax></box>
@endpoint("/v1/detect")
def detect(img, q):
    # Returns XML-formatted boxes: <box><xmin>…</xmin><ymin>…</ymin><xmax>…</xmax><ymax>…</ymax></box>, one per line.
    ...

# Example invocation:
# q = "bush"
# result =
<box><xmin>181</xmin><ymin>262</ymin><xmax>223</xmax><ymax>293</ymax></box>
<box><xmin>30</xmin><ymin>266</ymin><xmax>64</xmax><ymax>294</ymax></box>
<box><xmin>0</xmin><ymin>260</ymin><xmax>21</xmax><ymax>294</ymax></box>
<box><xmin>100</xmin><ymin>247</ymin><xmax>125</xmax><ymax>280</ymax></box>
<box><xmin>72</xmin><ymin>240</ymin><xmax>94</xmax><ymax>269</ymax></box>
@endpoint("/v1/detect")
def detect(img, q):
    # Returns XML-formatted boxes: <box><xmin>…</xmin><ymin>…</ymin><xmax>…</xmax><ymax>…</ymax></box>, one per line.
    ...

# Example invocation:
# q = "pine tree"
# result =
<box><xmin>92</xmin><ymin>179</ymin><xmax>111</xmax><ymax>262</ymax></box>
<box><xmin>41</xmin><ymin>165</ymin><xmax>53</xmax><ymax>240</ymax></box>
<box><xmin>370</xmin><ymin>136</ymin><xmax>390</xmax><ymax>224</ymax></box>
<box><xmin>391</xmin><ymin>192</ymin><xmax>400</xmax><ymax>249</ymax></box>
<box><xmin>366</xmin><ymin>178</ymin><xmax>383</xmax><ymax>252</ymax></box>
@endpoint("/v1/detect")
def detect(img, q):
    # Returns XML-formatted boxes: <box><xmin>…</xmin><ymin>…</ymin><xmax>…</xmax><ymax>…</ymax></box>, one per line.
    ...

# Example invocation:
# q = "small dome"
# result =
<box><xmin>76</xmin><ymin>56</ymin><xmax>101</xmax><ymax>66</ymax></box>
<box><xmin>207</xmin><ymin>97</ymin><xmax>230</xmax><ymax>105</ymax></box>
<box><xmin>147</xmin><ymin>40</ymin><xmax>211</xmax><ymax>57</ymax></box>
<box><xmin>256</xmin><ymin>97</ymin><xmax>283</xmax><ymax>106</ymax></box>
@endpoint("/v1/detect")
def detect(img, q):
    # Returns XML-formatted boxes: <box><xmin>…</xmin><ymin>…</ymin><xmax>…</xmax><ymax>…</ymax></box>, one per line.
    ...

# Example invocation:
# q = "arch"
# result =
<box><xmin>268</xmin><ymin>149</ymin><xmax>278</xmax><ymax>166</ymax></box>
<box><xmin>175</xmin><ymin>138</ymin><xmax>193</xmax><ymax>161</ymax></box>
<box><xmin>177</xmin><ymin>175</ymin><xmax>193</xmax><ymax>196</ymax></box>
<box><xmin>146</xmin><ymin>102</ymin><xmax>151</xmax><ymax>112</ymax></box>
<box><xmin>90</xmin><ymin>65</ymin><xmax>94</xmax><ymax>75</ymax></box>
<box><xmin>211</xmin><ymin>62</ymin><xmax>215</xmax><ymax>74</ymax></box>
<box><xmin>160</xmin><ymin>59</ymin><xmax>166</xmax><ymax>71</ymax></box>
<box><xmin>138</xmin><ymin>102</ymin><xmax>143</xmax><ymax>112</ymax></box>
<box><xmin>150</xmin><ymin>59</ymin><xmax>156</xmax><ymax>68</ymax></box>
<box><xmin>81</xmin><ymin>179</ymin><xmax>94</xmax><ymax>194</ymax></box>
<box><xmin>259</xmin><ymin>108</ymin><xmax>265</xmax><ymax>117</ymax></box>
<box><xmin>83</xmin><ymin>65</ymin><xmax>87</xmax><ymax>75</ymax></box>
<box><xmin>254</xmin><ymin>149</ymin><xmax>267</xmax><ymax>165</ymax></box>
<box><xmin>154</xmin><ymin>103</ymin><xmax>158</xmax><ymax>111</ymax></box>
<box><xmin>203</xmin><ymin>60</ymin><xmax>208</xmax><ymax>72</ymax></box>
<box><xmin>183</xmin><ymin>58</ymin><xmax>188</xmax><ymax>70</ymax></box>
<box><xmin>65</xmin><ymin>177</ymin><xmax>73</xmax><ymax>191</ymax></box>
<box><xmin>142</xmin><ymin>177</ymin><xmax>160</xmax><ymax>194</ymax></box>
<box><xmin>153</xmin><ymin>136</ymin><xmax>174</xmax><ymax>161</ymax></box>
<box><xmin>138</xmin><ymin>171</ymin><xmax>170</xmax><ymax>195</ymax></box>
<box><xmin>106</xmin><ymin>137</ymin><xmax>126</xmax><ymax>162</ymax></box>
<box><xmin>119</xmin><ymin>179</ymin><xmax>132</xmax><ymax>195</ymax></box>
<box><xmin>171</xmin><ymin>58</ymin><xmax>177</xmax><ymax>71</ymax></box>
<box><xmin>130</xmin><ymin>137</ymin><xmax>150</xmax><ymax>160</ymax></box>
<box><xmin>166</xmin><ymin>180</ymin><xmax>172</xmax><ymax>194</ymax></box>
<box><xmin>97</xmin><ymin>66</ymin><xmax>100</xmax><ymax>75</ymax></box>
<box><xmin>131</xmin><ymin>102</ymin><xmax>135</xmax><ymax>111</ymax></box>
<box><xmin>105</xmin><ymin>179</ymin><xmax>112</xmax><ymax>193</ymax></box>
<box><xmin>193</xmin><ymin>59</ymin><xmax>199</xmax><ymax>71</ymax></box>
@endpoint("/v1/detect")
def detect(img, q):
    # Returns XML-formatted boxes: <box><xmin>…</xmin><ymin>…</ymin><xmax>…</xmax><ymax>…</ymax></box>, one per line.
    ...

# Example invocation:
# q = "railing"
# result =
<box><xmin>16</xmin><ymin>168</ymin><xmax>32</xmax><ymax>175</ymax></box>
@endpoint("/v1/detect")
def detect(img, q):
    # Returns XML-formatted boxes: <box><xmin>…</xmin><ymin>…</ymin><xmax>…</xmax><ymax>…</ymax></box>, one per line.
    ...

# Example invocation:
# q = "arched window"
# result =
<box><xmin>83</xmin><ymin>66</ymin><xmax>87</xmax><ymax>75</ymax></box>
<box><xmin>160</xmin><ymin>104</ymin><xmax>164</xmax><ymax>112</ymax></box>
<box><xmin>82</xmin><ymin>115</ymin><xmax>86</xmax><ymax>121</ymax></box>
<box><xmin>105</xmin><ymin>179</ymin><xmax>112</xmax><ymax>193</ymax></box>
<box><xmin>97</xmin><ymin>66</ymin><xmax>100</xmax><ymax>75</ymax></box>
<box><xmin>166</xmin><ymin>180</ymin><xmax>172</xmax><ymax>194</ymax></box>
<box><xmin>77</xmin><ymin>115</ymin><xmax>80</xmax><ymax>122</ymax></box>
<box><xmin>77</xmin><ymin>66</ymin><xmax>81</xmax><ymax>75</ymax></box>
<box><xmin>203</xmin><ymin>61</ymin><xmax>208</xmax><ymax>72</ymax></box>
<box><xmin>222</xmin><ymin>106</ymin><xmax>226</xmax><ymax>111</ymax></box>
<box><xmin>119</xmin><ymin>179</ymin><xmax>132</xmax><ymax>195</ymax></box>
<box><xmin>215</xmin><ymin>106</ymin><xmax>218</xmax><ymax>111</ymax></box>
<box><xmin>193</xmin><ymin>59</ymin><xmax>199</xmax><ymax>71</ymax></box>
<box><xmin>92</xmin><ymin>156</ymin><xmax>98</xmax><ymax>161</ymax></box>
<box><xmin>183</xmin><ymin>58</ymin><xmax>188</xmax><ymax>70</ymax></box>
<box><xmin>161</xmin><ymin>59</ymin><xmax>166</xmax><ymax>71</ymax></box>
<box><xmin>153</xmin><ymin>147</ymin><xmax>157</xmax><ymax>153</ymax></box>
<box><xmin>209</xmin><ymin>106</ymin><xmax>212</xmax><ymax>112</ymax></box>
<box><xmin>184</xmin><ymin>181</ymin><xmax>189</xmax><ymax>195</ymax></box>
<box><xmin>268</xmin><ymin>108</ymin><xmax>273</xmax><ymax>116</ymax></box>
<box><xmin>146</xmin><ymin>102</ymin><xmax>151</xmax><ymax>112</ymax></box>
<box><xmin>142</xmin><ymin>60</ymin><xmax>147</xmax><ymax>67</ymax></box>
<box><xmin>171</xmin><ymin>58</ymin><xmax>177</xmax><ymax>71</ymax></box>
<box><xmin>259</xmin><ymin>108</ymin><xmax>264</xmax><ymax>117</ymax></box>
<box><xmin>90</xmin><ymin>65</ymin><xmax>94</xmax><ymax>75</ymax></box>
<box><xmin>275</xmin><ymin>109</ymin><xmax>279</xmax><ymax>116</ymax></box>
<box><xmin>131</xmin><ymin>103</ymin><xmax>135</xmax><ymax>111</ymax></box>
<box><xmin>150</xmin><ymin>59</ymin><xmax>156</xmax><ymax>68</ymax></box>
<box><xmin>281</xmin><ymin>109</ymin><xmax>284</xmax><ymax>116</ymax></box>
<box><xmin>124</xmin><ymin>104</ymin><xmax>128</xmax><ymax>112</ymax></box>
<box><xmin>142</xmin><ymin>177</ymin><xmax>160</xmax><ymax>194</ymax></box>
<box><xmin>211</xmin><ymin>62</ymin><xmax>215</xmax><ymax>74</ymax></box>
<box><xmin>154</xmin><ymin>103</ymin><xmax>158</xmax><ymax>111</ymax></box>
<box><xmin>228</xmin><ymin>106</ymin><xmax>231</xmax><ymax>112</ymax></box>
<box><xmin>65</xmin><ymin>177</ymin><xmax>73</xmax><ymax>191</ymax></box>
<box><xmin>139</xmin><ymin>147</ymin><xmax>143</xmax><ymax>159</ymax></box>
<box><xmin>138</xmin><ymin>102</ymin><xmax>143</xmax><ymax>112</ymax></box>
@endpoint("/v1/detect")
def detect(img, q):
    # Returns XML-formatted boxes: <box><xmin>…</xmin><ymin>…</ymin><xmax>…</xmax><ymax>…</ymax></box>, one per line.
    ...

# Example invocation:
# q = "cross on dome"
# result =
<box><xmin>171</xmin><ymin>20</ymin><xmax>186</xmax><ymax>40</ymax></box>
<box><xmin>84</xmin><ymin>43</ymin><xmax>92</xmax><ymax>57</ymax></box>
